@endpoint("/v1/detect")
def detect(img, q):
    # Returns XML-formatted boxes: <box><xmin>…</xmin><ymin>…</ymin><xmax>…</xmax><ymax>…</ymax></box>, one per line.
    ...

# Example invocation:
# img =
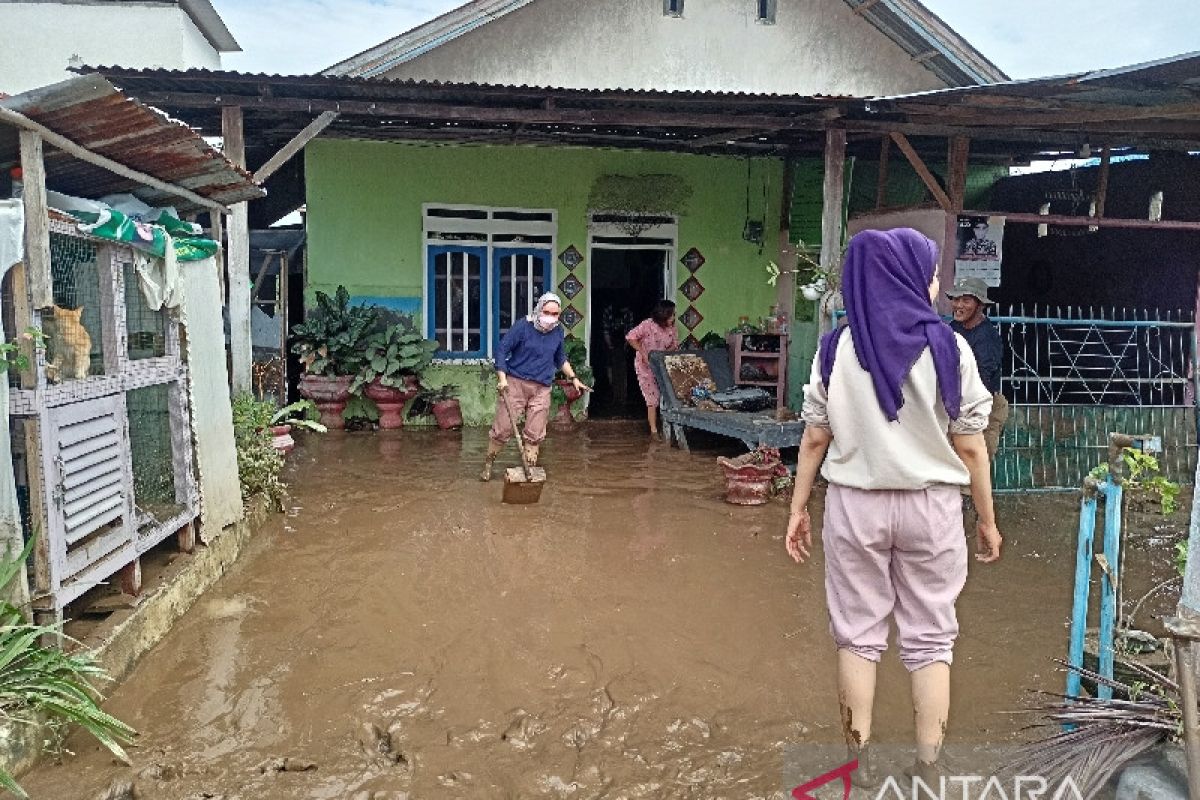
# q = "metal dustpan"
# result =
<box><xmin>502</xmin><ymin>464</ymin><xmax>546</xmax><ymax>504</ymax></box>
<box><xmin>499</xmin><ymin>386</ymin><xmax>546</xmax><ymax>504</ymax></box>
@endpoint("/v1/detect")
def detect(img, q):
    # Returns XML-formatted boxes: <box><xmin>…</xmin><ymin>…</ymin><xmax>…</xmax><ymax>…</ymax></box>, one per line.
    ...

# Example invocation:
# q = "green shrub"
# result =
<box><xmin>231</xmin><ymin>394</ymin><xmax>286</xmax><ymax>509</ymax></box>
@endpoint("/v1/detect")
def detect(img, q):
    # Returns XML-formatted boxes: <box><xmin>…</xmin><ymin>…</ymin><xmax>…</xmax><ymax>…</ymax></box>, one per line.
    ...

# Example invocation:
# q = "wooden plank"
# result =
<box><xmin>96</xmin><ymin>245</ymin><xmax>124</xmax><ymax>375</ymax></box>
<box><xmin>1</xmin><ymin>107</ymin><xmax>230</xmax><ymax>214</ymax></box>
<box><xmin>819</xmin><ymin>129</ymin><xmax>847</xmax><ymax>292</ymax></box>
<box><xmin>222</xmin><ymin>106</ymin><xmax>253</xmax><ymax>394</ymax></box>
<box><xmin>19</xmin><ymin>131</ymin><xmax>52</xmax><ymax>310</ymax></box>
<box><xmin>253</xmin><ymin>110</ymin><xmax>338</xmax><ymax>183</ymax></box>
<box><xmin>853</xmin><ymin>0</ymin><xmax>882</xmax><ymax>14</ymax></box>
<box><xmin>279</xmin><ymin>250</ymin><xmax>289</xmax><ymax>401</ymax></box>
<box><xmin>24</xmin><ymin>420</ymin><xmax>52</xmax><ymax>597</ymax></box>
<box><xmin>1095</xmin><ymin>146</ymin><xmax>1111</xmax><ymax>220</ymax></box>
<box><xmin>961</xmin><ymin>209</ymin><xmax>1200</xmax><ymax>232</ymax></box>
<box><xmin>688</xmin><ymin>128</ymin><xmax>758</xmax><ymax>148</ymax></box>
<box><xmin>875</xmin><ymin>135</ymin><xmax>890</xmax><ymax>210</ymax></box>
<box><xmin>889</xmin><ymin>132</ymin><xmax>953</xmax><ymax>213</ymax></box>
<box><xmin>209</xmin><ymin>211</ymin><xmax>227</xmax><ymax>306</ymax></box>
<box><xmin>947</xmin><ymin>135</ymin><xmax>970</xmax><ymax>211</ymax></box>
<box><xmin>9</xmin><ymin>264</ymin><xmax>38</xmax><ymax>389</ymax></box>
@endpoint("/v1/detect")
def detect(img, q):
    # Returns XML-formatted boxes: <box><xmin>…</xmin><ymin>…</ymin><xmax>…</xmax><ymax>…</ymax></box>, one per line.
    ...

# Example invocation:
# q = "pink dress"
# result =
<box><xmin>626</xmin><ymin>318</ymin><xmax>679</xmax><ymax>408</ymax></box>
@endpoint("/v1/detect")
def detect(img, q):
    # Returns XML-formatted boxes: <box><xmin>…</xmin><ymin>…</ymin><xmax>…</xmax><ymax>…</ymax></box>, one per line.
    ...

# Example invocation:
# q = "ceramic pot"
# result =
<box><xmin>431</xmin><ymin>398</ymin><xmax>463</xmax><ymax>430</ymax></box>
<box><xmin>717</xmin><ymin>452</ymin><xmax>780</xmax><ymax>506</ymax></box>
<box><xmin>297</xmin><ymin>374</ymin><xmax>353</xmax><ymax>430</ymax></box>
<box><xmin>270</xmin><ymin>424</ymin><xmax>295</xmax><ymax>456</ymax></box>
<box><xmin>364</xmin><ymin>376</ymin><xmax>419</xmax><ymax>430</ymax></box>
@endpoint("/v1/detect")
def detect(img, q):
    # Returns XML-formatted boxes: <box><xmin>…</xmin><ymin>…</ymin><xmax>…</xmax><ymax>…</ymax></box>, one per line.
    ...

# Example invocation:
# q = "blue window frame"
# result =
<box><xmin>427</xmin><ymin>245</ymin><xmax>488</xmax><ymax>358</ymax></box>
<box><xmin>492</xmin><ymin>247</ymin><xmax>553</xmax><ymax>354</ymax></box>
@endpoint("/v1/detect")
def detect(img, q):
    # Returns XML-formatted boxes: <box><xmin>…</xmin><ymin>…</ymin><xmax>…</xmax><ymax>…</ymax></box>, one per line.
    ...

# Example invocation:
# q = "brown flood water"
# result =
<box><xmin>23</xmin><ymin>423</ymin><xmax>1085</xmax><ymax>799</ymax></box>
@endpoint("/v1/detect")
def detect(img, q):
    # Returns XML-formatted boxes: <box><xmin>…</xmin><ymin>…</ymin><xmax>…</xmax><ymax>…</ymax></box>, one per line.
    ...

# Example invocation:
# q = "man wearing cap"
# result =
<box><xmin>946</xmin><ymin>277</ymin><xmax>1008</xmax><ymax>461</ymax></box>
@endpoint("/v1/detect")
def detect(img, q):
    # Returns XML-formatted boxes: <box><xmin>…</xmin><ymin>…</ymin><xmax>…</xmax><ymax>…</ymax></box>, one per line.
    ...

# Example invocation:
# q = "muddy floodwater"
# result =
<box><xmin>23</xmin><ymin>423</ymin><xmax>1101</xmax><ymax>799</ymax></box>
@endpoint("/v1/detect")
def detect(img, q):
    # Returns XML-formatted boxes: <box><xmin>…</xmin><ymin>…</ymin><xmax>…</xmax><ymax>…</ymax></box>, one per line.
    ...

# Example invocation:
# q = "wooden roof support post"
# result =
<box><xmin>253</xmin><ymin>110</ymin><xmax>339</xmax><ymax>184</ymax></box>
<box><xmin>1095</xmin><ymin>145</ymin><xmax>1111</xmax><ymax>220</ymax></box>
<box><xmin>776</xmin><ymin>156</ymin><xmax>798</xmax><ymax>312</ymax></box>
<box><xmin>820</xmin><ymin>129</ymin><xmax>847</xmax><ymax>331</ymax></box>
<box><xmin>222</xmin><ymin>105</ymin><xmax>252</xmax><ymax>394</ymax></box>
<box><xmin>18</xmin><ymin>131</ymin><xmax>52</xmax><ymax>310</ymax></box>
<box><xmin>889</xmin><ymin>132</ymin><xmax>953</xmax><ymax>213</ymax></box>
<box><xmin>875</xmin><ymin>135</ymin><xmax>890</xmax><ymax>210</ymax></box>
<box><xmin>947</xmin><ymin>135</ymin><xmax>970</xmax><ymax>211</ymax></box>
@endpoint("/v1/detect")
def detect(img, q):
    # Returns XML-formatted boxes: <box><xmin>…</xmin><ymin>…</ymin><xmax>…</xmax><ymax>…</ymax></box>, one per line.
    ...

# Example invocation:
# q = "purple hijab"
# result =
<box><xmin>819</xmin><ymin>228</ymin><xmax>961</xmax><ymax>421</ymax></box>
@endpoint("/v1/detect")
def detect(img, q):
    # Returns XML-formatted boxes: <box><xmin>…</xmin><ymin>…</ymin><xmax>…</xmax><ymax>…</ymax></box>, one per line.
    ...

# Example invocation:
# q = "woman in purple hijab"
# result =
<box><xmin>785</xmin><ymin>228</ymin><xmax>1002</xmax><ymax>785</ymax></box>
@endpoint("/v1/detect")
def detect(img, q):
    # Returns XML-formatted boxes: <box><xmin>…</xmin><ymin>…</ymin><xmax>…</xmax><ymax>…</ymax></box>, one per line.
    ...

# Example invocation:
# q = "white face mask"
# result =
<box><xmin>537</xmin><ymin>314</ymin><xmax>559</xmax><ymax>330</ymax></box>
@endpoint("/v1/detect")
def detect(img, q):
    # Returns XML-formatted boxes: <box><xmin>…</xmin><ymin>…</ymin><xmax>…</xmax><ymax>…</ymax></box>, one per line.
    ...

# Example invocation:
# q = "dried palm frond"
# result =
<box><xmin>1001</xmin><ymin>659</ymin><xmax>1181</xmax><ymax>798</ymax></box>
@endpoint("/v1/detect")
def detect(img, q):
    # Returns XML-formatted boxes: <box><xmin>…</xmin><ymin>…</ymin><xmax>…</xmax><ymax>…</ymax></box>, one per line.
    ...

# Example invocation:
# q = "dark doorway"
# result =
<box><xmin>588</xmin><ymin>248</ymin><xmax>668</xmax><ymax>418</ymax></box>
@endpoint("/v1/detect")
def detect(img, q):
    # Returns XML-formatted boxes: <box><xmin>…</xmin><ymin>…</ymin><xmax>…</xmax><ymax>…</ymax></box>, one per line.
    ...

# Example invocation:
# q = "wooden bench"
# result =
<box><xmin>647</xmin><ymin>349</ymin><xmax>805</xmax><ymax>451</ymax></box>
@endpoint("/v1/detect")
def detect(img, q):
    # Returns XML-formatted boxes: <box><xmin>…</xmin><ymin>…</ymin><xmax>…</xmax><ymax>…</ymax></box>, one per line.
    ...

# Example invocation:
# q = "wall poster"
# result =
<box><xmin>954</xmin><ymin>214</ymin><xmax>1005</xmax><ymax>287</ymax></box>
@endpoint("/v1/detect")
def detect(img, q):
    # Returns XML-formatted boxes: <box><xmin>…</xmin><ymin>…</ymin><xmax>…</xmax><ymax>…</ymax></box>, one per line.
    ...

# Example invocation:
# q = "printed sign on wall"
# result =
<box><xmin>954</xmin><ymin>214</ymin><xmax>1005</xmax><ymax>287</ymax></box>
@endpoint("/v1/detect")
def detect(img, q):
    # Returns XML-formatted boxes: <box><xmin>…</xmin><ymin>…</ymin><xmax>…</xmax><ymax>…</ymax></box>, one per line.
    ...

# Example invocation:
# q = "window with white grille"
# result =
<box><xmin>423</xmin><ymin>206</ymin><xmax>556</xmax><ymax>358</ymax></box>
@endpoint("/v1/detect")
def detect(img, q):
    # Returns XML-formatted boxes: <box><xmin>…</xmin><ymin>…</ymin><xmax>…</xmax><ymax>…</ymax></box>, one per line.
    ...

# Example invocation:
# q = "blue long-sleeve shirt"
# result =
<box><xmin>951</xmin><ymin>317</ymin><xmax>1003</xmax><ymax>394</ymax></box>
<box><xmin>497</xmin><ymin>318</ymin><xmax>567</xmax><ymax>386</ymax></box>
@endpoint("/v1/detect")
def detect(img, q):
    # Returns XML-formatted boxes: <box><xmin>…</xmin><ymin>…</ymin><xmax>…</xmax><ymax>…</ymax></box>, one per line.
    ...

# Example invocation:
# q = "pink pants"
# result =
<box><xmin>822</xmin><ymin>483</ymin><xmax>968</xmax><ymax>671</ymax></box>
<box><xmin>489</xmin><ymin>375</ymin><xmax>552</xmax><ymax>445</ymax></box>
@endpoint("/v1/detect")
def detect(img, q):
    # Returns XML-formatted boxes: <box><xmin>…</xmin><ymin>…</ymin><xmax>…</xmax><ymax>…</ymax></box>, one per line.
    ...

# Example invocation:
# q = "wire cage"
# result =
<box><xmin>124</xmin><ymin>261</ymin><xmax>168</xmax><ymax>360</ymax></box>
<box><xmin>126</xmin><ymin>384</ymin><xmax>189</xmax><ymax>544</ymax></box>
<box><xmin>46</xmin><ymin>232</ymin><xmax>105</xmax><ymax>382</ymax></box>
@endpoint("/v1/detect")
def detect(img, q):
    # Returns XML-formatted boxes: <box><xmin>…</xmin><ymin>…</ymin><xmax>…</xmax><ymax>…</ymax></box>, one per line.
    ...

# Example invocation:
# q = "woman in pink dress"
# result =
<box><xmin>626</xmin><ymin>300</ymin><xmax>678</xmax><ymax>439</ymax></box>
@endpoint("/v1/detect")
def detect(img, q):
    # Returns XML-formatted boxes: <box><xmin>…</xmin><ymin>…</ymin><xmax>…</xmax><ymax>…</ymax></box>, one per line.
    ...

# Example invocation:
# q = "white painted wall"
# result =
<box><xmin>381</xmin><ymin>0</ymin><xmax>946</xmax><ymax>95</ymax></box>
<box><xmin>0</xmin><ymin>2</ymin><xmax>222</xmax><ymax>95</ymax></box>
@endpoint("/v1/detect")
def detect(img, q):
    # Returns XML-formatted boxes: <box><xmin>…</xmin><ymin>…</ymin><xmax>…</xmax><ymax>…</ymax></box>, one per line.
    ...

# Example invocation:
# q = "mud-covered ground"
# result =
<box><xmin>21</xmin><ymin>423</ymin><xmax>1182</xmax><ymax>799</ymax></box>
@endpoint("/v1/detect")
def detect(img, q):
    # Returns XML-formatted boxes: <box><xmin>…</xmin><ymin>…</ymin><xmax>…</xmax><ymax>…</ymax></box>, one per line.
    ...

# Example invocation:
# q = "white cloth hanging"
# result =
<box><xmin>133</xmin><ymin>233</ymin><xmax>182</xmax><ymax>310</ymax></box>
<box><xmin>0</xmin><ymin>199</ymin><xmax>24</xmax><ymax>275</ymax></box>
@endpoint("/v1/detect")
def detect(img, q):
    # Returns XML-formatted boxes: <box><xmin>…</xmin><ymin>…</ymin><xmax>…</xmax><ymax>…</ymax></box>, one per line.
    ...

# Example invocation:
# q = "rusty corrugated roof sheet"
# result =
<box><xmin>0</xmin><ymin>74</ymin><xmax>263</xmax><ymax>212</ymax></box>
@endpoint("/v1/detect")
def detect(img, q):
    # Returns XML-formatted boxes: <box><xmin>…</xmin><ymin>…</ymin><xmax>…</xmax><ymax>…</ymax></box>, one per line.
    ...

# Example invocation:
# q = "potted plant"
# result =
<box><xmin>268</xmin><ymin>399</ymin><xmax>328</xmax><ymax>456</ymax></box>
<box><xmin>350</xmin><ymin>321</ymin><xmax>440</xmax><ymax>429</ymax></box>
<box><xmin>716</xmin><ymin>445</ymin><xmax>789</xmax><ymax>505</ymax></box>
<box><xmin>290</xmin><ymin>286</ymin><xmax>377</xmax><ymax>430</ymax></box>
<box><xmin>550</xmin><ymin>337</ymin><xmax>594</xmax><ymax>427</ymax></box>
<box><xmin>409</xmin><ymin>384</ymin><xmax>463</xmax><ymax>430</ymax></box>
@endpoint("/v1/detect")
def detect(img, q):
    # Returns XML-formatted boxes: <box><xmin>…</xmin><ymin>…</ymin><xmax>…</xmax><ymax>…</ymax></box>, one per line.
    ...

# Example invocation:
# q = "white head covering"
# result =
<box><xmin>527</xmin><ymin>292</ymin><xmax>563</xmax><ymax>324</ymax></box>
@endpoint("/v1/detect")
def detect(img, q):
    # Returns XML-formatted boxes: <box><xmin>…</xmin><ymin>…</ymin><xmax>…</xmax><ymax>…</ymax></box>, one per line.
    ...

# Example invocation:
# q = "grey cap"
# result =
<box><xmin>945</xmin><ymin>276</ymin><xmax>993</xmax><ymax>304</ymax></box>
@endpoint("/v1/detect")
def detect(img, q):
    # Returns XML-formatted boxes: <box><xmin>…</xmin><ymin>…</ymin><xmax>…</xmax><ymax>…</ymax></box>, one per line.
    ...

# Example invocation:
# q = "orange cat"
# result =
<box><xmin>43</xmin><ymin>305</ymin><xmax>91</xmax><ymax>383</ymax></box>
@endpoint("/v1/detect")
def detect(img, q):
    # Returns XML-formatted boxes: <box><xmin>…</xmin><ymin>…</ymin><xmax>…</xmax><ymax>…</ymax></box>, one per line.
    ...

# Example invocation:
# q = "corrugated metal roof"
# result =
<box><xmin>0</xmin><ymin>74</ymin><xmax>262</xmax><ymax>212</ymax></box>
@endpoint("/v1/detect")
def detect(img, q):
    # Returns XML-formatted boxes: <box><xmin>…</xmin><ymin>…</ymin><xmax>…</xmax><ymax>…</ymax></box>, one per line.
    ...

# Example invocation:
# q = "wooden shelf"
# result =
<box><xmin>727</xmin><ymin>333</ymin><xmax>787</xmax><ymax>409</ymax></box>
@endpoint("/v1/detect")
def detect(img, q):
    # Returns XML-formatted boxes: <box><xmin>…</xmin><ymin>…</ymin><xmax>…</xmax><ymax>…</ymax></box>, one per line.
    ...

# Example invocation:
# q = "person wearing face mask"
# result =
<box><xmin>480</xmin><ymin>292</ymin><xmax>589</xmax><ymax>481</ymax></box>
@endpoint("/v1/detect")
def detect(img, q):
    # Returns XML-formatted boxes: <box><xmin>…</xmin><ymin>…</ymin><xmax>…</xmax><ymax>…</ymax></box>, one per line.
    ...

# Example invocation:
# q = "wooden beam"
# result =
<box><xmin>819</xmin><ymin>129</ymin><xmax>847</xmax><ymax>310</ymax></box>
<box><xmin>853</xmin><ymin>0</ymin><xmax>882</xmax><ymax>14</ymax></box>
<box><xmin>911</xmin><ymin>50</ymin><xmax>941</xmax><ymax>64</ymax></box>
<box><xmin>889</xmin><ymin>132</ymin><xmax>953</xmax><ymax>213</ymax></box>
<box><xmin>131</xmin><ymin>91</ymin><xmax>836</xmax><ymax>133</ymax></box>
<box><xmin>875</xmin><ymin>135</ymin><xmax>890</xmax><ymax>210</ymax></box>
<box><xmin>947</xmin><ymin>135</ymin><xmax>970</xmax><ymax>212</ymax></box>
<box><xmin>962</xmin><ymin>209</ymin><xmax>1200</xmax><ymax>232</ymax></box>
<box><xmin>18</xmin><ymin>131</ymin><xmax>52</xmax><ymax>310</ymax></box>
<box><xmin>1095</xmin><ymin>145</ymin><xmax>1111</xmax><ymax>220</ymax></box>
<box><xmin>688</xmin><ymin>128</ymin><xmax>759</xmax><ymax>148</ymax></box>
<box><xmin>209</xmin><ymin>211</ymin><xmax>226</xmax><ymax>305</ymax></box>
<box><xmin>0</xmin><ymin>105</ymin><xmax>230</xmax><ymax>214</ymax></box>
<box><xmin>253</xmin><ymin>111</ymin><xmax>338</xmax><ymax>183</ymax></box>
<box><xmin>222</xmin><ymin>106</ymin><xmax>253</xmax><ymax>394</ymax></box>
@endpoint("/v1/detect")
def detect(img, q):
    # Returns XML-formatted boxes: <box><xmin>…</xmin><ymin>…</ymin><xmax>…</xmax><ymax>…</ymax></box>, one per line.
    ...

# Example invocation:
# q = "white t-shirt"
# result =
<box><xmin>802</xmin><ymin>331</ymin><xmax>992</xmax><ymax>490</ymax></box>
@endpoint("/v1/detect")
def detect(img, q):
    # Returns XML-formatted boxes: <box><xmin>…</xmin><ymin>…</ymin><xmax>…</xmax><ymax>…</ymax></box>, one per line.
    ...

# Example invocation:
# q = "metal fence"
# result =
<box><xmin>993</xmin><ymin>305</ymin><xmax>1196</xmax><ymax>492</ymax></box>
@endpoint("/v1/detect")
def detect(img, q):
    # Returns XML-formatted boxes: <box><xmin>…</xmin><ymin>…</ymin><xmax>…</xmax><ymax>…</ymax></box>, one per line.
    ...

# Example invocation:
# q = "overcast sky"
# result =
<box><xmin>218</xmin><ymin>0</ymin><xmax>1200</xmax><ymax>80</ymax></box>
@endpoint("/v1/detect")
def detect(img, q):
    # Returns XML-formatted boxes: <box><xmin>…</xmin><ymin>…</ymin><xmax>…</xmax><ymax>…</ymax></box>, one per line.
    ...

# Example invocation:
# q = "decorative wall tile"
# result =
<box><xmin>558</xmin><ymin>273</ymin><xmax>584</xmax><ymax>300</ymax></box>
<box><xmin>679</xmin><ymin>276</ymin><xmax>705</xmax><ymax>302</ymax></box>
<box><xmin>680</xmin><ymin>247</ymin><xmax>706</xmax><ymax>273</ymax></box>
<box><xmin>559</xmin><ymin>245</ymin><xmax>583</xmax><ymax>269</ymax></box>
<box><xmin>679</xmin><ymin>306</ymin><xmax>703</xmax><ymax>331</ymax></box>
<box><xmin>561</xmin><ymin>305</ymin><xmax>583</xmax><ymax>329</ymax></box>
<box><xmin>681</xmin><ymin>334</ymin><xmax>701</xmax><ymax>349</ymax></box>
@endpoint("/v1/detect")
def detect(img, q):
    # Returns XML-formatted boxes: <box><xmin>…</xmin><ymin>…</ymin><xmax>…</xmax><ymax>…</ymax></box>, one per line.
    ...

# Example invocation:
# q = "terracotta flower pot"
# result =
<box><xmin>431</xmin><ymin>398</ymin><xmax>463</xmax><ymax>430</ymax></box>
<box><xmin>298</xmin><ymin>374</ymin><xmax>353</xmax><ymax>430</ymax></box>
<box><xmin>364</xmin><ymin>376</ymin><xmax>419</xmax><ymax>430</ymax></box>
<box><xmin>270</xmin><ymin>424</ymin><xmax>295</xmax><ymax>456</ymax></box>
<box><xmin>717</xmin><ymin>452</ymin><xmax>781</xmax><ymax>506</ymax></box>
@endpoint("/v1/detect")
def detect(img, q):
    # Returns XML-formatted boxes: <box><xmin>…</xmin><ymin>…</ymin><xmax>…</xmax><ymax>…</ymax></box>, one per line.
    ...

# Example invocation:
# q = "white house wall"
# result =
<box><xmin>0</xmin><ymin>2</ymin><xmax>222</xmax><ymax>95</ymax></box>
<box><xmin>379</xmin><ymin>0</ymin><xmax>947</xmax><ymax>95</ymax></box>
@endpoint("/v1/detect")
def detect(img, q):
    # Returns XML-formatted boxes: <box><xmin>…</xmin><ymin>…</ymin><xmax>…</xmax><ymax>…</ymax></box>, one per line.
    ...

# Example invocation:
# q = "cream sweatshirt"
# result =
<box><xmin>802</xmin><ymin>331</ymin><xmax>992</xmax><ymax>490</ymax></box>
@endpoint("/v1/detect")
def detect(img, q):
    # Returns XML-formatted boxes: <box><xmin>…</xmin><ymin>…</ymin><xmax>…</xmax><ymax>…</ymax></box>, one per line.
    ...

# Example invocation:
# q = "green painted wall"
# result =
<box><xmin>305</xmin><ymin>140</ymin><xmax>784</xmax><ymax>336</ymax></box>
<box><xmin>305</xmin><ymin>140</ymin><xmax>790</xmax><ymax>421</ymax></box>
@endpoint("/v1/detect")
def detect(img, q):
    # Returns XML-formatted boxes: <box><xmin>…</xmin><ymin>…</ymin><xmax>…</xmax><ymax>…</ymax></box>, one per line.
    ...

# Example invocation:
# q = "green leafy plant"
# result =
<box><xmin>0</xmin><ymin>535</ymin><xmax>136</xmax><ymax>798</ymax></box>
<box><xmin>698</xmin><ymin>332</ymin><xmax>726</xmax><ymax>350</ymax></box>
<box><xmin>290</xmin><ymin>286</ymin><xmax>378</xmax><ymax>377</ymax></box>
<box><xmin>271</xmin><ymin>400</ymin><xmax>327</xmax><ymax>434</ymax></box>
<box><xmin>766</xmin><ymin>240</ymin><xmax>842</xmax><ymax>300</ymax></box>
<box><xmin>550</xmin><ymin>338</ymin><xmax>595</xmax><ymax>419</ymax></box>
<box><xmin>0</xmin><ymin>328</ymin><xmax>45</xmax><ymax>375</ymax></box>
<box><xmin>231</xmin><ymin>394</ymin><xmax>286</xmax><ymax>509</ymax></box>
<box><xmin>407</xmin><ymin>384</ymin><xmax>460</xmax><ymax>419</ymax></box>
<box><xmin>588</xmin><ymin>174</ymin><xmax>693</xmax><ymax>221</ymax></box>
<box><xmin>343</xmin><ymin>395</ymin><xmax>380</xmax><ymax>426</ymax></box>
<box><xmin>1088</xmin><ymin>447</ymin><xmax>1180</xmax><ymax>514</ymax></box>
<box><xmin>350</xmin><ymin>322</ymin><xmax>439</xmax><ymax>394</ymax></box>
<box><xmin>1176</xmin><ymin>541</ymin><xmax>1188</xmax><ymax>577</ymax></box>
